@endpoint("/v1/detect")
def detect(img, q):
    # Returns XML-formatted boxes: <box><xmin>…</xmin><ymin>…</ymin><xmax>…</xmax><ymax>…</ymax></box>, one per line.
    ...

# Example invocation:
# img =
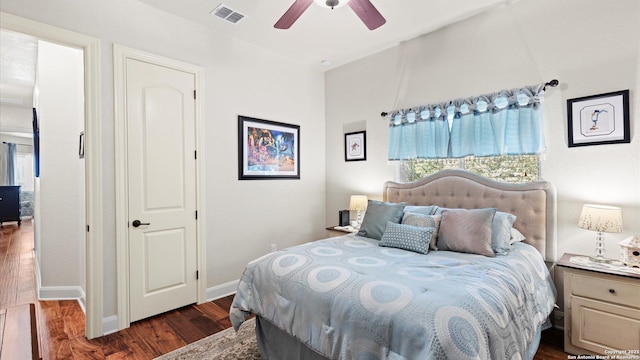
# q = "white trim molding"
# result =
<box><xmin>1</xmin><ymin>12</ymin><xmax>104</xmax><ymax>339</ymax></box>
<box><xmin>206</xmin><ymin>280</ymin><xmax>239</xmax><ymax>302</ymax></box>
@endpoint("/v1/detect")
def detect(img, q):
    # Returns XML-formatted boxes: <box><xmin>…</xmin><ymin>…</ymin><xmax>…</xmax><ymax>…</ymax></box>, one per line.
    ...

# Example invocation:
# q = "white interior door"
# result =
<box><xmin>126</xmin><ymin>58</ymin><xmax>198</xmax><ymax>322</ymax></box>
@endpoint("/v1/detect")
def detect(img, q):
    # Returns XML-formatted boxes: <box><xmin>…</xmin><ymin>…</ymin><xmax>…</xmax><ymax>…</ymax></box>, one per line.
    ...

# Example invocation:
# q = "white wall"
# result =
<box><xmin>0</xmin><ymin>105</ymin><xmax>32</xmax><ymax>132</ymax></box>
<box><xmin>34</xmin><ymin>40</ymin><xmax>85</xmax><ymax>294</ymax></box>
<box><xmin>0</xmin><ymin>0</ymin><xmax>326</xmax><ymax>324</ymax></box>
<box><xmin>324</xmin><ymin>0</ymin><xmax>640</xmax><ymax>310</ymax></box>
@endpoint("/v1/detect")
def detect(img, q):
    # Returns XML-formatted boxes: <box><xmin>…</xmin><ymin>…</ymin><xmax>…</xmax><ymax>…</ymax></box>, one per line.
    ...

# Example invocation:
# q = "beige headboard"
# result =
<box><xmin>383</xmin><ymin>169</ymin><xmax>557</xmax><ymax>262</ymax></box>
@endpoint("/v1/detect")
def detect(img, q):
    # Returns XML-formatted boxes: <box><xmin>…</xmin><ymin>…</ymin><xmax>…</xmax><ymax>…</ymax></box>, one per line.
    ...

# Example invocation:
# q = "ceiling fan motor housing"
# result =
<box><xmin>326</xmin><ymin>0</ymin><xmax>340</xmax><ymax>9</ymax></box>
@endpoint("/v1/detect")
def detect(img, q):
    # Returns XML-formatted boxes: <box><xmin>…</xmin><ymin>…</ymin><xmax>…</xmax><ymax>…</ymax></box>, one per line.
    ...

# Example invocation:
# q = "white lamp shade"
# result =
<box><xmin>578</xmin><ymin>204</ymin><xmax>623</xmax><ymax>233</ymax></box>
<box><xmin>349</xmin><ymin>195</ymin><xmax>368</xmax><ymax>211</ymax></box>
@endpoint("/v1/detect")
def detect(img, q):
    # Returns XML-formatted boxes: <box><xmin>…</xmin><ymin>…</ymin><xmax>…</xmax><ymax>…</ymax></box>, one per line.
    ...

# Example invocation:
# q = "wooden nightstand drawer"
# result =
<box><xmin>570</xmin><ymin>272</ymin><xmax>640</xmax><ymax>309</ymax></box>
<box><xmin>570</xmin><ymin>296</ymin><xmax>640</xmax><ymax>353</ymax></box>
<box><xmin>558</xmin><ymin>253</ymin><xmax>640</xmax><ymax>356</ymax></box>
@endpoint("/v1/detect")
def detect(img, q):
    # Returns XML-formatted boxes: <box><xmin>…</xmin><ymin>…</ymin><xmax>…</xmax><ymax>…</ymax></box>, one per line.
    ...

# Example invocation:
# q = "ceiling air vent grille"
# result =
<box><xmin>211</xmin><ymin>4</ymin><xmax>246</xmax><ymax>24</ymax></box>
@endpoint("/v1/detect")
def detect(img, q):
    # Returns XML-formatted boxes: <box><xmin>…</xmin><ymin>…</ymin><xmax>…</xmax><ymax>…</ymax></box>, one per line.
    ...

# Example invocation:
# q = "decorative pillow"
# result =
<box><xmin>492</xmin><ymin>211</ymin><xmax>517</xmax><ymax>255</ymax></box>
<box><xmin>357</xmin><ymin>200</ymin><xmax>406</xmax><ymax>240</ymax></box>
<box><xmin>403</xmin><ymin>205</ymin><xmax>437</xmax><ymax>216</ymax></box>
<box><xmin>510</xmin><ymin>228</ymin><xmax>527</xmax><ymax>244</ymax></box>
<box><xmin>379</xmin><ymin>221</ymin><xmax>435</xmax><ymax>254</ymax></box>
<box><xmin>438</xmin><ymin>208</ymin><xmax>496</xmax><ymax>257</ymax></box>
<box><xmin>402</xmin><ymin>213</ymin><xmax>442</xmax><ymax>250</ymax></box>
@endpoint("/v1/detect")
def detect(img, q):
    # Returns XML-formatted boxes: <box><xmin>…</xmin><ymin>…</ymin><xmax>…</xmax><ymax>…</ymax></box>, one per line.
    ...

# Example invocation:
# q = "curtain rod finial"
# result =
<box><xmin>544</xmin><ymin>79</ymin><xmax>559</xmax><ymax>90</ymax></box>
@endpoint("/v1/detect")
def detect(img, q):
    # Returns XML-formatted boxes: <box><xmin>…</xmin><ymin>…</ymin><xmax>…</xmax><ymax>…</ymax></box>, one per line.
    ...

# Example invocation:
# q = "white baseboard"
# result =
<box><xmin>206</xmin><ymin>280</ymin><xmax>238</xmax><ymax>301</ymax></box>
<box><xmin>38</xmin><ymin>285</ymin><xmax>85</xmax><ymax>301</ymax></box>
<box><xmin>98</xmin><ymin>280</ymin><xmax>240</xmax><ymax>337</ymax></box>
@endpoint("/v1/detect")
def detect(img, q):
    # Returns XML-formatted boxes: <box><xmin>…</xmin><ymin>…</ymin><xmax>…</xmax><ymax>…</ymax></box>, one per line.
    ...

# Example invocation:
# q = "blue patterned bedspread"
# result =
<box><xmin>230</xmin><ymin>235</ymin><xmax>556</xmax><ymax>360</ymax></box>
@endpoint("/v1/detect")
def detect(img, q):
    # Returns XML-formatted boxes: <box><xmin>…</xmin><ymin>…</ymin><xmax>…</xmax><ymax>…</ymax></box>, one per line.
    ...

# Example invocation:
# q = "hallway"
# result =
<box><xmin>0</xmin><ymin>220</ymin><xmax>36</xmax><ymax>310</ymax></box>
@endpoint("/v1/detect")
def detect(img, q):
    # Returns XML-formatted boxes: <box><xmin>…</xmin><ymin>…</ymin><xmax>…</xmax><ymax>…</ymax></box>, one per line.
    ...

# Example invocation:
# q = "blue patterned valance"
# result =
<box><xmin>388</xmin><ymin>84</ymin><xmax>546</xmax><ymax>160</ymax></box>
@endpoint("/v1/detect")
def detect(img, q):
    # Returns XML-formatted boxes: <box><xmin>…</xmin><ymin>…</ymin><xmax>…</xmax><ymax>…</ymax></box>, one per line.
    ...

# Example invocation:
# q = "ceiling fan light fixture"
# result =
<box><xmin>313</xmin><ymin>0</ymin><xmax>350</xmax><ymax>9</ymax></box>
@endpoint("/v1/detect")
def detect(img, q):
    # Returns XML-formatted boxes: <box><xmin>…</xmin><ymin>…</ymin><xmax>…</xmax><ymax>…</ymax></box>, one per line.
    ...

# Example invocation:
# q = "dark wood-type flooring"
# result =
<box><xmin>1</xmin><ymin>220</ymin><xmax>569</xmax><ymax>359</ymax></box>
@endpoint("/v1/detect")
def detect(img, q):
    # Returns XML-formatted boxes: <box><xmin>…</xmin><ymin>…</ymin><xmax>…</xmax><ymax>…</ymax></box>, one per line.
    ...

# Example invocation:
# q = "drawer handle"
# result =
<box><xmin>609</xmin><ymin>289</ymin><xmax>616</xmax><ymax>294</ymax></box>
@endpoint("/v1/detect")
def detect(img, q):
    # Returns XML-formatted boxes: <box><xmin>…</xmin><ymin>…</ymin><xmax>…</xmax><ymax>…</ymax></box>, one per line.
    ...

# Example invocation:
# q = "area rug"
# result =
<box><xmin>155</xmin><ymin>318</ymin><xmax>260</xmax><ymax>360</ymax></box>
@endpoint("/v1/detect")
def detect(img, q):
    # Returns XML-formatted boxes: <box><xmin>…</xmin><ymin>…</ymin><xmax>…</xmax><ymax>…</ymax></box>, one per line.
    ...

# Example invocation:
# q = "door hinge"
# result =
<box><xmin>86</xmin><ymin>225</ymin><xmax>90</xmax><ymax>232</ymax></box>
<box><xmin>196</xmin><ymin>270</ymin><xmax>199</xmax><ymax>280</ymax></box>
<box><xmin>194</xmin><ymin>150</ymin><xmax>197</xmax><ymax>159</ymax></box>
<box><xmin>193</xmin><ymin>90</ymin><xmax>196</xmax><ymax>99</ymax></box>
<box><xmin>195</xmin><ymin>210</ymin><xmax>198</xmax><ymax>220</ymax></box>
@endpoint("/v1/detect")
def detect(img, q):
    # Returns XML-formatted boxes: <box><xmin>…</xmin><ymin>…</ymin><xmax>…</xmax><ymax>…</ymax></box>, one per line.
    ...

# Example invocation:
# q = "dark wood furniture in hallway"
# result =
<box><xmin>0</xmin><ymin>220</ymin><xmax>568</xmax><ymax>359</ymax></box>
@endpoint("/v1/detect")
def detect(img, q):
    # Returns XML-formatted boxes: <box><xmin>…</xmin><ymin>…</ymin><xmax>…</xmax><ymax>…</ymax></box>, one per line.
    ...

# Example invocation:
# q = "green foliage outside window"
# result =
<box><xmin>399</xmin><ymin>155</ymin><xmax>539</xmax><ymax>183</ymax></box>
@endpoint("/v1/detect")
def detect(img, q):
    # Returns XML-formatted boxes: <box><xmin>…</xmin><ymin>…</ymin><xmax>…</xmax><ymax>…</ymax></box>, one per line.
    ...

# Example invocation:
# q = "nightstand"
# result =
<box><xmin>557</xmin><ymin>253</ymin><xmax>640</xmax><ymax>355</ymax></box>
<box><xmin>325</xmin><ymin>226</ymin><xmax>357</xmax><ymax>238</ymax></box>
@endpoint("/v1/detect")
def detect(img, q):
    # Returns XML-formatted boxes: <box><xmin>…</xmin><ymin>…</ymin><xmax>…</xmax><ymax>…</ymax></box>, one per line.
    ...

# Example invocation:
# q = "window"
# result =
<box><xmin>397</xmin><ymin>155</ymin><xmax>539</xmax><ymax>183</ymax></box>
<box><xmin>16</xmin><ymin>152</ymin><xmax>34</xmax><ymax>191</ymax></box>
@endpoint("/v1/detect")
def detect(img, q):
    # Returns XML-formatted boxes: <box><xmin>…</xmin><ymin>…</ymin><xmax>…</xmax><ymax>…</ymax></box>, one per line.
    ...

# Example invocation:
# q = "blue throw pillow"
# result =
<box><xmin>403</xmin><ymin>205</ymin><xmax>437</xmax><ymax>216</ymax></box>
<box><xmin>379</xmin><ymin>221</ymin><xmax>435</xmax><ymax>254</ymax></box>
<box><xmin>357</xmin><ymin>200</ymin><xmax>406</xmax><ymax>240</ymax></box>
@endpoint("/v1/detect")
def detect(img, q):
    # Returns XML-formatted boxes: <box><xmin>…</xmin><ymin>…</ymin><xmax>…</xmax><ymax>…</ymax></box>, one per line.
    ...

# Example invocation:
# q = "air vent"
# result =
<box><xmin>210</xmin><ymin>4</ymin><xmax>246</xmax><ymax>24</ymax></box>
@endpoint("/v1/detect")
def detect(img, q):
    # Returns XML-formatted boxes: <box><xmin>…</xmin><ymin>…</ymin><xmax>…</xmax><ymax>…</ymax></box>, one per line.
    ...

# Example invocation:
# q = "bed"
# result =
<box><xmin>230</xmin><ymin>169</ymin><xmax>558</xmax><ymax>359</ymax></box>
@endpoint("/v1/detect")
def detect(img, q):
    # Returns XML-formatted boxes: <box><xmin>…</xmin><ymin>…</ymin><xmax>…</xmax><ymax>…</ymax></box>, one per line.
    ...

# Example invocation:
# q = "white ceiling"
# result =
<box><xmin>0</xmin><ymin>29</ymin><xmax>38</xmax><ymax>109</ymax></box>
<box><xmin>0</xmin><ymin>0</ymin><xmax>512</xmax><ymax>111</ymax></box>
<box><xmin>136</xmin><ymin>0</ymin><xmax>513</xmax><ymax>69</ymax></box>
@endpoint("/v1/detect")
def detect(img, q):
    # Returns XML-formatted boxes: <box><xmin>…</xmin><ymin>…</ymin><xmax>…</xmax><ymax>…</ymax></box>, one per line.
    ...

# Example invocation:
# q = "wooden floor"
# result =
<box><xmin>1</xmin><ymin>220</ymin><xmax>569</xmax><ymax>359</ymax></box>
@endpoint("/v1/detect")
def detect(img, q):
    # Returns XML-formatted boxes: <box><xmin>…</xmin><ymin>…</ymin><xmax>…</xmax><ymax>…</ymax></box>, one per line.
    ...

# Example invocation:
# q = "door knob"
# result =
<box><xmin>132</xmin><ymin>220</ymin><xmax>150</xmax><ymax>227</ymax></box>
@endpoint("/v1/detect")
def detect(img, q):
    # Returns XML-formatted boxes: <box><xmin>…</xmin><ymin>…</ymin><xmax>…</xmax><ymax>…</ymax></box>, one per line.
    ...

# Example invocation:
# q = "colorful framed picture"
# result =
<box><xmin>567</xmin><ymin>90</ymin><xmax>630</xmax><ymax>147</ymax></box>
<box><xmin>238</xmin><ymin>115</ymin><xmax>300</xmax><ymax>180</ymax></box>
<box><xmin>345</xmin><ymin>131</ymin><xmax>366</xmax><ymax>162</ymax></box>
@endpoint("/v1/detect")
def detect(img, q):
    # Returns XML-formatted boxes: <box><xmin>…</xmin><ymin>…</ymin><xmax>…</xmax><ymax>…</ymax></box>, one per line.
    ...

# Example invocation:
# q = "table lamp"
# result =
<box><xmin>349</xmin><ymin>195</ymin><xmax>368</xmax><ymax>228</ymax></box>
<box><xmin>578</xmin><ymin>204</ymin><xmax>623</xmax><ymax>262</ymax></box>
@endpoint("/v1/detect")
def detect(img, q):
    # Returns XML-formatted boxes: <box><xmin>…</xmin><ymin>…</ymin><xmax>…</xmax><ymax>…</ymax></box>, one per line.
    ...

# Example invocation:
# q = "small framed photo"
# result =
<box><xmin>238</xmin><ymin>115</ymin><xmax>300</xmax><ymax>180</ymax></box>
<box><xmin>567</xmin><ymin>90</ymin><xmax>630</xmax><ymax>147</ymax></box>
<box><xmin>345</xmin><ymin>131</ymin><xmax>366</xmax><ymax>162</ymax></box>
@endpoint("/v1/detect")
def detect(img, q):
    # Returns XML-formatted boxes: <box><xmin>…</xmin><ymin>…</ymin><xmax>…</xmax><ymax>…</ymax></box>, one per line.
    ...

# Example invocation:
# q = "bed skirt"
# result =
<box><xmin>254</xmin><ymin>316</ymin><xmax>547</xmax><ymax>360</ymax></box>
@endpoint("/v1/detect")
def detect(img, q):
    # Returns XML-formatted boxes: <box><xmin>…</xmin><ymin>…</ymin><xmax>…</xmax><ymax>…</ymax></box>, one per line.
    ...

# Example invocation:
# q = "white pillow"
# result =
<box><xmin>510</xmin><ymin>228</ymin><xmax>526</xmax><ymax>244</ymax></box>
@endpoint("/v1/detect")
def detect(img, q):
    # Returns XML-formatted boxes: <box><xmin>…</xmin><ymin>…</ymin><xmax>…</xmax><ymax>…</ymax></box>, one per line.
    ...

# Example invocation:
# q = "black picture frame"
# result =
<box><xmin>567</xmin><ymin>90</ymin><xmax>630</xmax><ymax>147</ymax></box>
<box><xmin>32</xmin><ymin>108</ymin><xmax>40</xmax><ymax>177</ymax></box>
<box><xmin>345</xmin><ymin>131</ymin><xmax>366</xmax><ymax>162</ymax></box>
<box><xmin>238</xmin><ymin>115</ymin><xmax>300</xmax><ymax>180</ymax></box>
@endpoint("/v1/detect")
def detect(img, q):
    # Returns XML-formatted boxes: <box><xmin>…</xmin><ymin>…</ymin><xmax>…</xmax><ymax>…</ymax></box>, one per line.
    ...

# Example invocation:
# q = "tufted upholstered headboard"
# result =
<box><xmin>383</xmin><ymin>169</ymin><xmax>557</xmax><ymax>262</ymax></box>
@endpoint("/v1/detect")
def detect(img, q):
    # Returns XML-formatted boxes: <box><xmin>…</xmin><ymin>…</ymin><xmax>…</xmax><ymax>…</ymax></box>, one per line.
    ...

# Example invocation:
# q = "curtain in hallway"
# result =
<box><xmin>4</xmin><ymin>142</ymin><xmax>17</xmax><ymax>185</ymax></box>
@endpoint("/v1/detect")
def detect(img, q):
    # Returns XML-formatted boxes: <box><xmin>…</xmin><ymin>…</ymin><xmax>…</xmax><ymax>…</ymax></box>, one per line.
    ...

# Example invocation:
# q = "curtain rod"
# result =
<box><xmin>380</xmin><ymin>79</ymin><xmax>559</xmax><ymax>117</ymax></box>
<box><xmin>2</xmin><ymin>141</ymin><xmax>32</xmax><ymax>146</ymax></box>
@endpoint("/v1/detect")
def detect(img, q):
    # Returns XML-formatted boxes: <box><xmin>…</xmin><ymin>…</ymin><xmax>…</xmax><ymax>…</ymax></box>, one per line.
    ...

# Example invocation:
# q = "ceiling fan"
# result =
<box><xmin>274</xmin><ymin>0</ymin><xmax>386</xmax><ymax>30</ymax></box>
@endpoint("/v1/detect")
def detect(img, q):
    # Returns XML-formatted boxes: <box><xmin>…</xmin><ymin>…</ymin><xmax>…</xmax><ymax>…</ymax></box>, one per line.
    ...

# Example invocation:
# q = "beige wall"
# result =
<box><xmin>324</xmin><ymin>0</ymin><xmax>640</xmax><ymax>309</ymax></box>
<box><xmin>1</xmin><ymin>0</ymin><xmax>326</xmax><ymax>322</ymax></box>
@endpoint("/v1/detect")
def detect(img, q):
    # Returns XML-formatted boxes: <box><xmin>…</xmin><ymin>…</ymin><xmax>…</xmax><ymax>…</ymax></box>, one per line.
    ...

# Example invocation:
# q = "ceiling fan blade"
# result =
<box><xmin>348</xmin><ymin>0</ymin><xmax>386</xmax><ymax>30</ymax></box>
<box><xmin>274</xmin><ymin>0</ymin><xmax>314</xmax><ymax>29</ymax></box>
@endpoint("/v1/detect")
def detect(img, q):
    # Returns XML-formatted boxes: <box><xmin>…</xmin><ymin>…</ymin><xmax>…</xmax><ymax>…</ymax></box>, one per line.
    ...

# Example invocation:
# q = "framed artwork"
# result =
<box><xmin>567</xmin><ymin>90</ymin><xmax>630</xmax><ymax>147</ymax></box>
<box><xmin>238</xmin><ymin>115</ymin><xmax>300</xmax><ymax>180</ymax></box>
<box><xmin>345</xmin><ymin>131</ymin><xmax>366</xmax><ymax>161</ymax></box>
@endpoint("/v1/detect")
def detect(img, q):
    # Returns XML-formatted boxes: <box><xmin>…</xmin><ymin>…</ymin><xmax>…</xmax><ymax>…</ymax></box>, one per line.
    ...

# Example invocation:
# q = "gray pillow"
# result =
<box><xmin>438</xmin><ymin>208</ymin><xmax>496</xmax><ymax>257</ymax></box>
<box><xmin>436</xmin><ymin>207</ymin><xmax>516</xmax><ymax>255</ymax></box>
<box><xmin>492</xmin><ymin>211</ymin><xmax>517</xmax><ymax>254</ymax></box>
<box><xmin>402</xmin><ymin>212</ymin><xmax>441</xmax><ymax>250</ymax></box>
<box><xmin>357</xmin><ymin>200</ymin><xmax>406</xmax><ymax>240</ymax></box>
<box><xmin>379</xmin><ymin>221</ymin><xmax>435</xmax><ymax>254</ymax></box>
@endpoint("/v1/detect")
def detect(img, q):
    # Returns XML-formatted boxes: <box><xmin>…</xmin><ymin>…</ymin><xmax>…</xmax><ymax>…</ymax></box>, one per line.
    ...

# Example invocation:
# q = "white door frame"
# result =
<box><xmin>113</xmin><ymin>44</ymin><xmax>207</xmax><ymax>330</ymax></box>
<box><xmin>0</xmin><ymin>12</ymin><xmax>104</xmax><ymax>339</ymax></box>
